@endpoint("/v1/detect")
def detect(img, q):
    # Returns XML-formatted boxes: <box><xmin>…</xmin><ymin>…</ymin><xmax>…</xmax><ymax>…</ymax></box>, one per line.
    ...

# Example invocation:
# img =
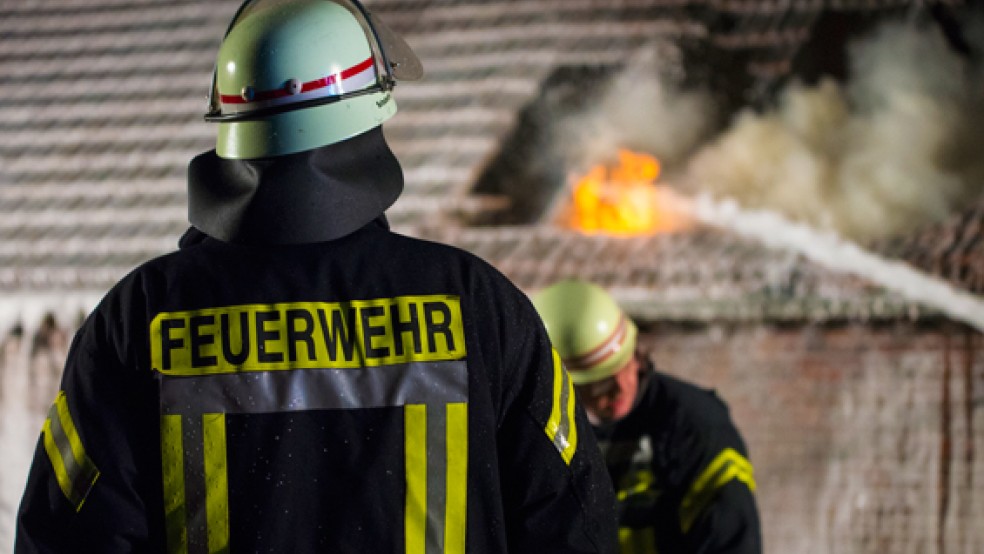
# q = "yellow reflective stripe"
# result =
<box><xmin>53</xmin><ymin>393</ymin><xmax>86</xmax><ymax>474</ymax></box>
<box><xmin>616</xmin><ymin>470</ymin><xmax>655</xmax><ymax>502</ymax></box>
<box><xmin>150</xmin><ymin>295</ymin><xmax>466</xmax><ymax>376</ymax></box>
<box><xmin>544</xmin><ymin>348</ymin><xmax>577</xmax><ymax>464</ymax></box>
<box><xmin>42</xmin><ymin>392</ymin><xmax>100</xmax><ymax>511</ymax></box>
<box><xmin>41</xmin><ymin>418</ymin><xmax>75</xmax><ymax>507</ymax></box>
<box><xmin>545</xmin><ymin>349</ymin><xmax>563</xmax><ymax>446</ymax></box>
<box><xmin>561</xmin><ymin>363</ymin><xmax>578</xmax><ymax>464</ymax></box>
<box><xmin>203</xmin><ymin>413</ymin><xmax>230</xmax><ymax>554</ymax></box>
<box><xmin>679</xmin><ymin>448</ymin><xmax>756</xmax><ymax>533</ymax></box>
<box><xmin>445</xmin><ymin>403</ymin><xmax>468</xmax><ymax>554</ymax></box>
<box><xmin>161</xmin><ymin>415</ymin><xmax>188</xmax><ymax>554</ymax></box>
<box><xmin>405</xmin><ymin>404</ymin><xmax>427</xmax><ymax>554</ymax></box>
<box><xmin>618</xmin><ymin>527</ymin><xmax>657</xmax><ymax>554</ymax></box>
<box><xmin>690</xmin><ymin>448</ymin><xmax>755</xmax><ymax>498</ymax></box>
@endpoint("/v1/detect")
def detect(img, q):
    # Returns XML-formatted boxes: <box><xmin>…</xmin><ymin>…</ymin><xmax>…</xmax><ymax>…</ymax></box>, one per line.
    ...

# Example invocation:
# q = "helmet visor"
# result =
<box><xmin>206</xmin><ymin>0</ymin><xmax>422</xmax><ymax>120</ymax></box>
<box><xmin>363</xmin><ymin>8</ymin><xmax>423</xmax><ymax>81</ymax></box>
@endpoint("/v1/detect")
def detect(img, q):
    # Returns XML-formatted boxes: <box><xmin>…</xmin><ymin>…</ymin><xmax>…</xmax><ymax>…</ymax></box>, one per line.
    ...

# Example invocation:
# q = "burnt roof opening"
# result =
<box><xmin>468</xmin><ymin>49</ymin><xmax>750</xmax><ymax>228</ymax></box>
<box><xmin>469</xmin><ymin>65</ymin><xmax>617</xmax><ymax>226</ymax></box>
<box><xmin>466</xmin><ymin>22</ymin><xmax>791</xmax><ymax>229</ymax></box>
<box><xmin>466</xmin><ymin>4</ymin><xmax>984</xmax><ymax>239</ymax></box>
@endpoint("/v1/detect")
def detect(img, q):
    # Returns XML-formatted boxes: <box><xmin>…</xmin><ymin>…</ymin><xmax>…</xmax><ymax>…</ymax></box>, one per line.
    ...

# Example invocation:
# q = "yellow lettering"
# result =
<box><xmin>150</xmin><ymin>295</ymin><xmax>466</xmax><ymax>375</ymax></box>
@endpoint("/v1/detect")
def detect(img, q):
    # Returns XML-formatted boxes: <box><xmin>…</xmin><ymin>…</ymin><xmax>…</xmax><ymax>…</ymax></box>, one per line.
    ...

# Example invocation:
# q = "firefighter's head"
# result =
<box><xmin>205</xmin><ymin>0</ymin><xmax>422</xmax><ymax>159</ymax></box>
<box><xmin>532</xmin><ymin>279</ymin><xmax>642</xmax><ymax>423</ymax></box>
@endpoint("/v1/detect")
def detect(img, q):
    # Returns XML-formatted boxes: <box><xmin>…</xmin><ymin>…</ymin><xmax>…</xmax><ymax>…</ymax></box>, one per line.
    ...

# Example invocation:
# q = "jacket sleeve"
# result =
<box><xmin>682</xmin><ymin>478</ymin><xmax>761</xmax><ymax>554</ymax></box>
<box><xmin>493</xmin><ymin>290</ymin><xmax>618</xmax><ymax>553</ymax></box>
<box><xmin>675</xmin><ymin>394</ymin><xmax>762</xmax><ymax>554</ymax></box>
<box><xmin>15</xmin><ymin>297</ymin><xmax>163</xmax><ymax>553</ymax></box>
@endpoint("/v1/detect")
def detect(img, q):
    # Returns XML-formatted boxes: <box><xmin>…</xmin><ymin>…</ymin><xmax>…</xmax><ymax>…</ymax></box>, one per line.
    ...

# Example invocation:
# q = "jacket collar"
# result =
<box><xmin>186</xmin><ymin>126</ymin><xmax>403</xmax><ymax>245</ymax></box>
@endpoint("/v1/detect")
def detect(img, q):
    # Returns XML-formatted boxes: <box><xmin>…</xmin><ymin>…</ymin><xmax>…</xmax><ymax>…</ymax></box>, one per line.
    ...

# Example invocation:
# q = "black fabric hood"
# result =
<box><xmin>187</xmin><ymin>126</ymin><xmax>403</xmax><ymax>244</ymax></box>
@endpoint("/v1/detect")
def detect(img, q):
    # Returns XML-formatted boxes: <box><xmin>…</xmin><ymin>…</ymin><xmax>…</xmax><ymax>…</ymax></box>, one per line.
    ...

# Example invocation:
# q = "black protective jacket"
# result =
<box><xmin>15</xmin><ymin>213</ymin><xmax>617</xmax><ymax>552</ymax></box>
<box><xmin>592</xmin><ymin>367</ymin><xmax>761</xmax><ymax>554</ymax></box>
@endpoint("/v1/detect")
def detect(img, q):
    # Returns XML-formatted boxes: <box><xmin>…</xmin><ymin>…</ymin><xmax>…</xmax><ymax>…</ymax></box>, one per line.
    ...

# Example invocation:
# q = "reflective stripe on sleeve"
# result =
<box><xmin>618</xmin><ymin>527</ymin><xmax>657</xmax><ymax>554</ymax></box>
<box><xmin>544</xmin><ymin>348</ymin><xmax>578</xmax><ymax>464</ymax></box>
<box><xmin>679</xmin><ymin>448</ymin><xmax>756</xmax><ymax>533</ymax></box>
<box><xmin>42</xmin><ymin>391</ymin><xmax>100</xmax><ymax>512</ymax></box>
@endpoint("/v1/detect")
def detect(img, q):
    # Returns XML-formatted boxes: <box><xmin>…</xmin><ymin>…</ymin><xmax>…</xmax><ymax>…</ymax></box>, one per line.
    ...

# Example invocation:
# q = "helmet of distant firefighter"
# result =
<box><xmin>205</xmin><ymin>0</ymin><xmax>423</xmax><ymax>159</ymax></box>
<box><xmin>532</xmin><ymin>279</ymin><xmax>639</xmax><ymax>385</ymax></box>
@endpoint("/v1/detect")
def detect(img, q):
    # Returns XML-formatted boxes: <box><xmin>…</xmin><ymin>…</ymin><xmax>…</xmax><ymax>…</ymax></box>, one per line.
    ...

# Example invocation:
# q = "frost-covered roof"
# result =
<box><xmin>423</xmin><ymin>223</ymin><xmax>924</xmax><ymax>323</ymax></box>
<box><xmin>878</xmin><ymin>195</ymin><xmax>984</xmax><ymax>295</ymax></box>
<box><xmin>1</xmin><ymin>0</ymin><xmax>980</xmax><ymax>330</ymax></box>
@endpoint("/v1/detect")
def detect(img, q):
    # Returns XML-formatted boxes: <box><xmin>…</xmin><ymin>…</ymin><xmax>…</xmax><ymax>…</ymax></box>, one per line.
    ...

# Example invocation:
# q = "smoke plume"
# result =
<box><xmin>685</xmin><ymin>20</ymin><xmax>984</xmax><ymax>242</ymax></box>
<box><xmin>554</xmin><ymin>17</ymin><xmax>984</xmax><ymax>243</ymax></box>
<box><xmin>551</xmin><ymin>42</ymin><xmax>717</xmax><ymax>176</ymax></box>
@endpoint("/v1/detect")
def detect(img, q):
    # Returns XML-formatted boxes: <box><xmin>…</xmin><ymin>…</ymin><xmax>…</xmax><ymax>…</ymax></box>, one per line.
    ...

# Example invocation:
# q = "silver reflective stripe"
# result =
<box><xmin>45</xmin><ymin>405</ymin><xmax>79</xmax><ymax>488</ymax></box>
<box><xmin>43</xmin><ymin>392</ymin><xmax>100</xmax><ymax>511</ymax></box>
<box><xmin>180</xmin><ymin>416</ymin><xmax>209</xmax><ymax>554</ymax></box>
<box><xmin>46</xmin><ymin>404</ymin><xmax>97</xmax><ymax>506</ymax></box>
<box><xmin>426</xmin><ymin>405</ymin><xmax>447</xmax><ymax>554</ymax></box>
<box><xmin>160</xmin><ymin>361</ymin><xmax>468</xmax><ymax>415</ymax></box>
<box><xmin>544</xmin><ymin>348</ymin><xmax>578</xmax><ymax>464</ymax></box>
<box><xmin>553</xmin><ymin>365</ymin><xmax>571</xmax><ymax>454</ymax></box>
<box><xmin>160</xmin><ymin>360</ymin><xmax>469</xmax><ymax>554</ymax></box>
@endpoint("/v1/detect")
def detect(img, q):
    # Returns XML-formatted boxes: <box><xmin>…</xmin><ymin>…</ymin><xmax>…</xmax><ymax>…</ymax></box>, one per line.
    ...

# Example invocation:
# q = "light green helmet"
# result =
<box><xmin>531</xmin><ymin>279</ymin><xmax>639</xmax><ymax>385</ymax></box>
<box><xmin>205</xmin><ymin>0</ymin><xmax>423</xmax><ymax>159</ymax></box>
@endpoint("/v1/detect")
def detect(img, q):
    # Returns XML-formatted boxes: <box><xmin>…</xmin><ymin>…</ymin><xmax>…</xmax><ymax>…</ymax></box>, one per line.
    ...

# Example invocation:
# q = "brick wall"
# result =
<box><xmin>2</xmin><ymin>318</ymin><xmax>982</xmax><ymax>553</ymax></box>
<box><xmin>640</xmin><ymin>321</ymin><xmax>984</xmax><ymax>554</ymax></box>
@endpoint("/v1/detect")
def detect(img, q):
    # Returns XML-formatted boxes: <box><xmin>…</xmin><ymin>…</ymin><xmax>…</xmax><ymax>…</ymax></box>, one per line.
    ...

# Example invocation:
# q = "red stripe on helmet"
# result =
<box><xmin>564</xmin><ymin>314</ymin><xmax>629</xmax><ymax>371</ymax></box>
<box><xmin>220</xmin><ymin>57</ymin><xmax>375</xmax><ymax>105</ymax></box>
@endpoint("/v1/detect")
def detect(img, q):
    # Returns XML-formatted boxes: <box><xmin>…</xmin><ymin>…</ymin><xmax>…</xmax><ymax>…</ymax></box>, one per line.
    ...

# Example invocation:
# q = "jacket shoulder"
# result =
<box><xmin>651</xmin><ymin>371</ymin><xmax>733</xmax><ymax>427</ymax></box>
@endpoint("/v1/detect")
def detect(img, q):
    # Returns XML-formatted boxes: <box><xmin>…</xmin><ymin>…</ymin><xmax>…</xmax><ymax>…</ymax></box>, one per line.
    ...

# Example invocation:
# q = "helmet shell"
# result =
<box><xmin>532</xmin><ymin>279</ymin><xmax>638</xmax><ymax>385</ymax></box>
<box><xmin>213</xmin><ymin>0</ymin><xmax>397</xmax><ymax>159</ymax></box>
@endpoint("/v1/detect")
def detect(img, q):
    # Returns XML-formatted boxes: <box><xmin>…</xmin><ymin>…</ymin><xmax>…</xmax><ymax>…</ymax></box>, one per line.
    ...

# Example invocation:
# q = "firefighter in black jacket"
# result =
<box><xmin>15</xmin><ymin>2</ymin><xmax>618</xmax><ymax>552</ymax></box>
<box><xmin>533</xmin><ymin>279</ymin><xmax>761</xmax><ymax>554</ymax></box>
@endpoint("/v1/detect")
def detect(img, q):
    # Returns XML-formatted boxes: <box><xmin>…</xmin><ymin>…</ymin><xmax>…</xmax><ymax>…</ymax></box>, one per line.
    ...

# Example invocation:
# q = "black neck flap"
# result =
<box><xmin>187</xmin><ymin>126</ymin><xmax>403</xmax><ymax>244</ymax></box>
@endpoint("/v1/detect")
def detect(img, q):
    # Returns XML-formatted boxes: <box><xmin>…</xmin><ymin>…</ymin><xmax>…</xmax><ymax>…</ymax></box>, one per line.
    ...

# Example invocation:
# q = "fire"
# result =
<box><xmin>566</xmin><ymin>149</ymin><xmax>692</xmax><ymax>236</ymax></box>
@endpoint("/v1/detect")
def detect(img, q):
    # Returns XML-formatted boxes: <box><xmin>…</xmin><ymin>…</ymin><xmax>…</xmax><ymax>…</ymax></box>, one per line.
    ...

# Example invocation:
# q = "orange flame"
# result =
<box><xmin>566</xmin><ymin>149</ymin><xmax>692</xmax><ymax>236</ymax></box>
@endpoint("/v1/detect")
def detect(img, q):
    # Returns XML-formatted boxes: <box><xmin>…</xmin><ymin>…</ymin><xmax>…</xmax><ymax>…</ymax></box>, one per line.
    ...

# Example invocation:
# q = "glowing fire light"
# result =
<box><xmin>566</xmin><ymin>149</ymin><xmax>692</xmax><ymax>236</ymax></box>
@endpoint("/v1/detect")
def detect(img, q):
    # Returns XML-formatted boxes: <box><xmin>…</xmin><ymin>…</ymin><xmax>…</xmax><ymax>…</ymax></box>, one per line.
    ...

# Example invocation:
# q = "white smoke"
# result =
<box><xmin>551</xmin><ymin>42</ymin><xmax>717</xmax><ymax>176</ymax></box>
<box><xmin>684</xmin><ymin>20</ymin><xmax>984</xmax><ymax>242</ymax></box>
<box><xmin>552</xmin><ymin>18</ymin><xmax>984</xmax><ymax>243</ymax></box>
